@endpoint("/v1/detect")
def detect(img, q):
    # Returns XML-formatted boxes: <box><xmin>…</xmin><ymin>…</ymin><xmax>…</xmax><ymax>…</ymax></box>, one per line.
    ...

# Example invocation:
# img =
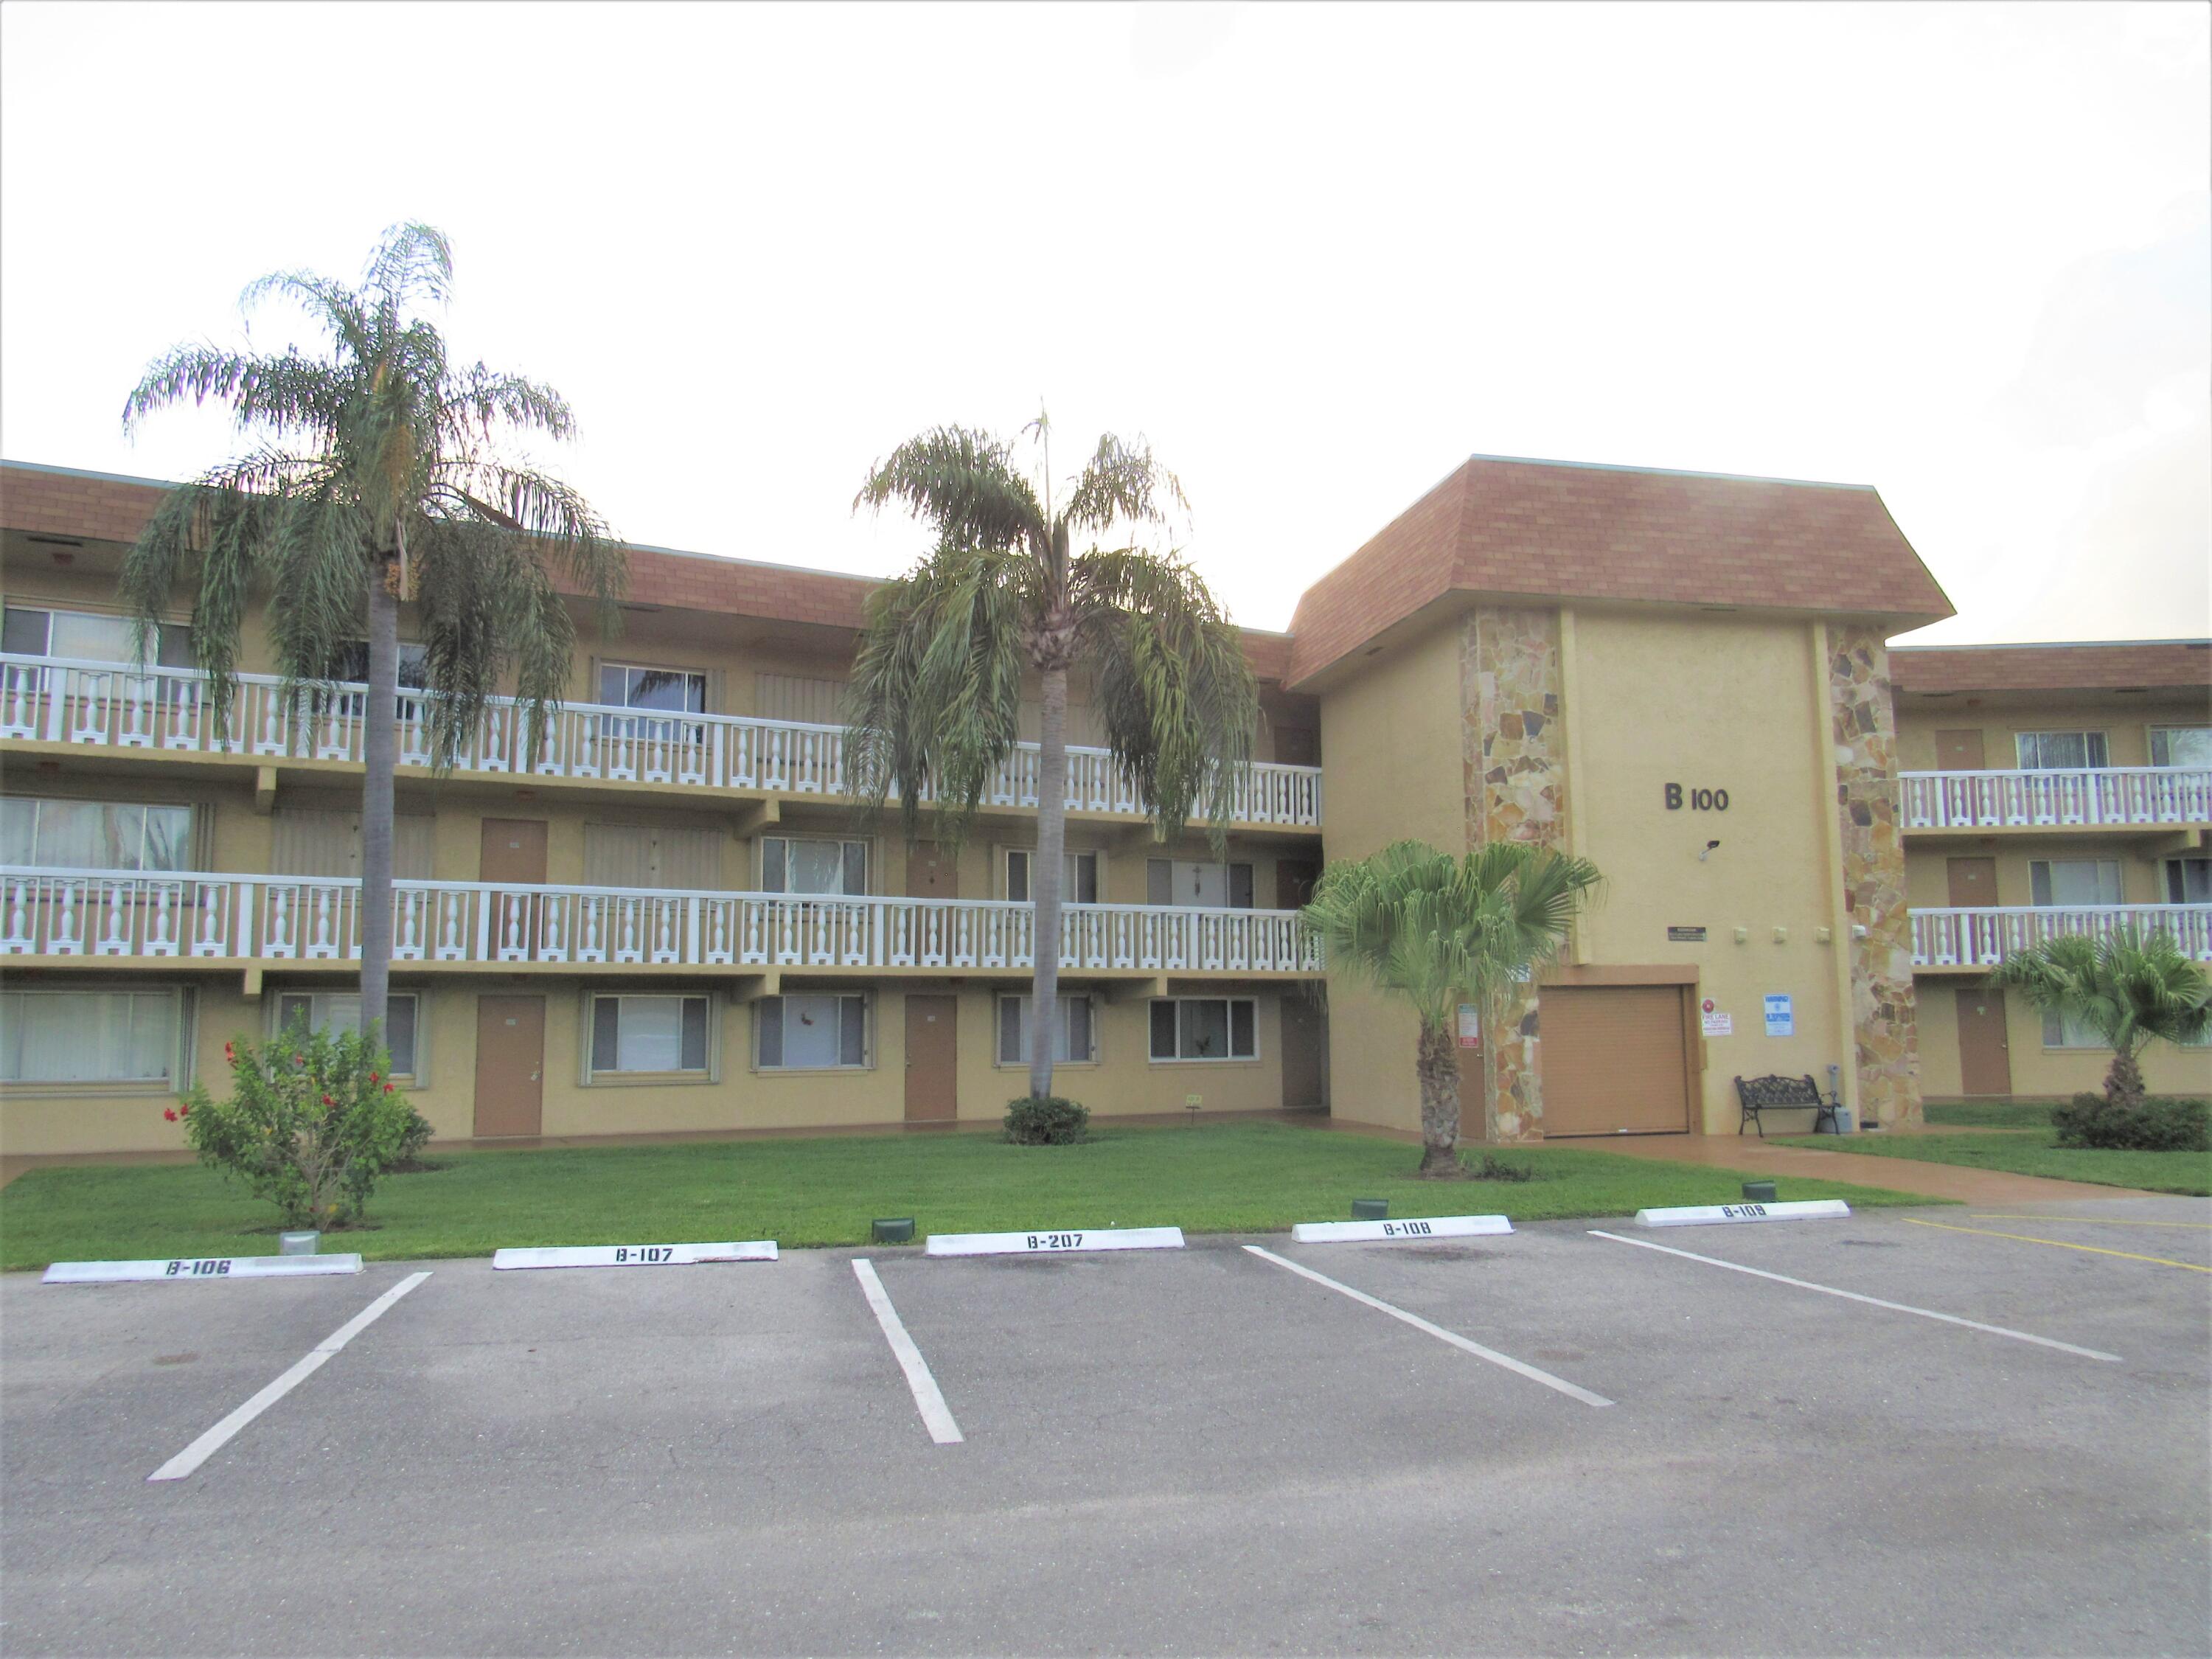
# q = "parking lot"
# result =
<box><xmin>4</xmin><ymin>1198</ymin><xmax>2207</xmax><ymax>1658</ymax></box>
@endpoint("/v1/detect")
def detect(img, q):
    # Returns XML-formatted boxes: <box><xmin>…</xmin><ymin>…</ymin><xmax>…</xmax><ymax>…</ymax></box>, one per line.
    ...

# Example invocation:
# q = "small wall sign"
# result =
<box><xmin>1701</xmin><ymin>1001</ymin><xmax>1733</xmax><ymax>1037</ymax></box>
<box><xmin>1456</xmin><ymin>1004</ymin><xmax>1481</xmax><ymax>1051</ymax></box>
<box><xmin>1764</xmin><ymin>993</ymin><xmax>1795</xmax><ymax>1037</ymax></box>
<box><xmin>1667</xmin><ymin>925</ymin><xmax>1707</xmax><ymax>942</ymax></box>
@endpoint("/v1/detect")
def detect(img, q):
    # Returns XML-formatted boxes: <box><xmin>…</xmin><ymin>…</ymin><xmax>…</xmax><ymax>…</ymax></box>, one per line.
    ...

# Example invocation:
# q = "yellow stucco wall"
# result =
<box><xmin>0</xmin><ymin>975</ymin><xmax>1293</xmax><ymax>1153</ymax></box>
<box><xmin>1917</xmin><ymin>980</ymin><xmax>2212</xmax><ymax>1099</ymax></box>
<box><xmin>1313</xmin><ymin>616</ymin><xmax>1467</xmax><ymax>1135</ymax></box>
<box><xmin>1567</xmin><ymin>611</ymin><xmax>1852</xmax><ymax>1133</ymax></box>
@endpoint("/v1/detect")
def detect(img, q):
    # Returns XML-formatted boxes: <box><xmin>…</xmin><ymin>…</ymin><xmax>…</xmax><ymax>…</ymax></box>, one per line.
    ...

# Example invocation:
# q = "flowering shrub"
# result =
<box><xmin>177</xmin><ymin>1020</ymin><xmax>421</xmax><ymax>1228</ymax></box>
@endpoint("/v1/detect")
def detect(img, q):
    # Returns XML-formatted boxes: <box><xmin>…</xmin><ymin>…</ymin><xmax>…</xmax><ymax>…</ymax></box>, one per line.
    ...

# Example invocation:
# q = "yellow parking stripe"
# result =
<box><xmin>1904</xmin><ymin>1217</ymin><xmax>2211</xmax><ymax>1272</ymax></box>
<box><xmin>1969</xmin><ymin>1215</ymin><xmax>2212</xmax><ymax>1230</ymax></box>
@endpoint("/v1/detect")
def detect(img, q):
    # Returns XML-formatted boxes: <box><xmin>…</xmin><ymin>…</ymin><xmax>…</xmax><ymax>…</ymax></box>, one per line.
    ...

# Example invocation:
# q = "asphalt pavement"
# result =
<box><xmin>3</xmin><ymin>1197</ymin><xmax>2206</xmax><ymax>1656</ymax></box>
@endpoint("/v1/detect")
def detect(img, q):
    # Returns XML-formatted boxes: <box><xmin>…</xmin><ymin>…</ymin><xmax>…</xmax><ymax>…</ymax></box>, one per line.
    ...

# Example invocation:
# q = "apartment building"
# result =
<box><xmin>1893</xmin><ymin>640</ymin><xmax>2211</xmax><ymax>1100</ymax></box>
<box><xmin>1</xmin><ymin>455</ymin><xmax>2205</xmax><ymax>1158</ymax></box>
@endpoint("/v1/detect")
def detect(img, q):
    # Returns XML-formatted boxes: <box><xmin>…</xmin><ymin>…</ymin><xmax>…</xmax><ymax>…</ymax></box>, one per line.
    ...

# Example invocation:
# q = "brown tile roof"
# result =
<box><xmin>1891</xmin><ymin>640</ymin><xmax>2212</xmax><ymax>695</ymax></box>
<box><xmin>0</xmin><ymin>461</ymin><xmax>1298</xmax><ymax>682</ymax></box>
<box><xmin>1284</xmin><ymin>456</ymin><xmax>1954</xmax><ymax>686</ymax></box>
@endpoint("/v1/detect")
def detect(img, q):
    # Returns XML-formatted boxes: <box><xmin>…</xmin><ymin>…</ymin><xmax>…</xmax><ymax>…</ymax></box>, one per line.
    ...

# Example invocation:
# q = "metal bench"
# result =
<box><xmin>1734</xmin><ymin>1073</ymin><xmax>1840</xmax><ymax>1137</ymax></box>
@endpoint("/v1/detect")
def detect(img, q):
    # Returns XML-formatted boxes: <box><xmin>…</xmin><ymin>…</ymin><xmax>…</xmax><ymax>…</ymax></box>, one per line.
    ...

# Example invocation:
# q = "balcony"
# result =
<box><xmin>1902</xmin><ymin>768</ymin><xmax>2212</xmax><ymax>831</ymax></box>
<box><xmin>0</xmin><ymin>867</ymin><xmax>1324</xmax><ymax>976</ymax></box>
<box><xmin>1911</xmin><ymin>903</ymin><xmax>2212</xmax><ymax>970</ymax></box>
<box><xmin>0</xmin><ymin>653</ymin><xmax>1324</xmax><ymax>830</ymax></box>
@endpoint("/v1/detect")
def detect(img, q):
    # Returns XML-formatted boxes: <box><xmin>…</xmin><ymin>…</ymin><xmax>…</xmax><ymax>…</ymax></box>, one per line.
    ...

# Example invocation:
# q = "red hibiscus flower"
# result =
<box><xmin>163</xmin><ymin>1108</ymin><xmax>178</xmax><ymax>1122</ymax></box>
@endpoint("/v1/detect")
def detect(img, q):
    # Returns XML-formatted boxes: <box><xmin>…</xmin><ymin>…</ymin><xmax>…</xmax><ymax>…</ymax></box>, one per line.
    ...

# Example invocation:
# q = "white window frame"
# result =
<box><xmin>2149</xmin><ymin>726</ymin><xmax>2212</xmax><ymax>769</ymax></box>
<box><xmin>583</xmin><ymin>991</ymin><xmax>718</xmax><ymax>1083</ymax></box>
<box><xmin>2014</xmin><ymin>730</ymin><xmax>2109</xmax><ymax>771</ymax></box>
<box><xmin>995</xmin><ymin>992</ymin><xmax>1099</xmax><ymax>1068</ymax></box>
<box><xmin>2040</xmin><ymin>1008</ymin><xmax>2109</xmax><ymax>1051</ymax></box>
<box><xmin>1147</xmin><ymin>995</ymin><xmax>1259</xmax><ymax>1063</ymax></box>
<box><xmin>2028</xmin><ymin>858</ymin><xmax>2124</xmax><ymax>908</ymax></box>
<box><xmin>0</xmin><ymin>797</ymin><xmax>195</xmax><ymax>872</ymax></box>
<box><xmin>598</xmin><ymin>660</ymin><xmax>709</xmax><ymax>715</ymax></box>
<box><xmin>760</xmin><ymin>836</ymin><xmax>870</xmax><ymax>897</ymax></box>
<box><xmin>1147</xmin><ymin>858</ymin><xmax>1256</xmax><ymax>910</ymax></box>
<box><xmin>0</xmin><ymin>984</ymin><xmax>195</xmax><ymax>1091</ymax></box>
<box><xmin>271</xmin><ymin>989</ymin><xmax>424</xmax><ymax>1081</ymax></box>
<box><xmin>1</xmin><ymin>602</ymin><xmax>194</xmax><ymax>669</ymax></box>
<box><xmin>754</xmin><ymin>991</ymin><xmax>872</xmax><ymax>1072</ymax></box>
<box><xmin>1005</xmin><ymin>848</ymin><xmax>1101</xmax><ymax>905</ymax></box>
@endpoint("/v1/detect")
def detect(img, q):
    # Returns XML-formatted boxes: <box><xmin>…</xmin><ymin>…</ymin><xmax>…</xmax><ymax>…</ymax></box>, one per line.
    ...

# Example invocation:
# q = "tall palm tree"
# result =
<box><xmin>1992</xmin><ymin>931</ymin><xmax>2211</xmax><ymax>1106</ymax></box>
<box><xmin>852</xmin><ymin>417</ymin><xmax>1259</xmax><ymax>1103</ymax></box>
<box><xmin>120</xmin><ymin>223</ymin><xmax>624</xmax><ymax>1035</ymax></box>
<box><xmin>1304</xmin><ymin>839</ymin><xmax>1603</xmax><ymax>1175</ymax></box>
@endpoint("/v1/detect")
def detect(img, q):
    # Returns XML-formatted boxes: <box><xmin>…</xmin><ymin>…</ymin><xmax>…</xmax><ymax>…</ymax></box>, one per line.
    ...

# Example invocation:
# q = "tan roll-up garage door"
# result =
<box><xmin>1540</xmin><ymin>984</ymin><xmax>1693</xmax><ymax>1136</ymax></box>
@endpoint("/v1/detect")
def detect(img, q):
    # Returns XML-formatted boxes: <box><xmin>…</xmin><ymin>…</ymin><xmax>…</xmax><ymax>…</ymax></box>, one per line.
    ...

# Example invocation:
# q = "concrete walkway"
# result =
<box><xmin>1591</xmin><ymin>1130</ymin><xmax>2160</xmax><ymax>1203</ymax></box>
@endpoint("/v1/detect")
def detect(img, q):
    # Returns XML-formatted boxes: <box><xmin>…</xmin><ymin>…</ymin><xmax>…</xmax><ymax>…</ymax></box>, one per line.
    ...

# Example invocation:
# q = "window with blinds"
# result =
<box><xmin>754</xmin><ymin>672</ymin><xmax>848</xmax><ymax>726</ymax></box>
<box><xmin>269</xmin><ymin>809</ymin><xmax>434</xmax><ymax>879</ymax></box>
<box><xmin>582</xmin><ymin>824</ymin><xmax>726</xmax><ymax>891</ymax></box>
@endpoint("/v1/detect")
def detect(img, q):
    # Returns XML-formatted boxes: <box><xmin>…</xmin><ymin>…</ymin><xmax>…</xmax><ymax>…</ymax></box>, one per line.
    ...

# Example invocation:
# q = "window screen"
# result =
<box><xmin>0</xmin><ymin>989</ymin><xmax>181</xmax><ymax>1082</ymax></box>
<box><xmin>0</xmin><ymin>799</ymin><xmax>192</xmax><ymax>872</ymax></box>
<box><xmin>2151</xmin><ymin>728</ymin><xmax>2212</xmax><ymax>769</ymax></box>
<box><xmin>2016</xmin><ymin>731</ymin><xmax>2109</xmax><ymax>770</ymax></box>
<box><xmin>2028</xmin><ymin>859</ymin><xmax>2124</xmax><ymax>907</ymax></box>
<box><xmin>588</xmin><ymin>995</ymin><xmax>710</xmax><ymax>1073</ymax></box>
<box><xmin>756</xmin><ymin>994</ymin><xmax>868</xmax><ymax>1069</ymax></box>
<box><xmin>1006</xmin><ymin>851</ymin><xmax>1098</xmax><ymax>904</ymax></box>
<box><xmin>995</xmin><ymin>995</ymin><xmax>1095</xmax><ymax>1064</ymax></box>
<box><xmin>274</xmin><ymin>990</ymin><xmax>420</xmax><ymax>1074</ymax></box>
<box><xmin>1148</xmin><ymin>998</ymin><xmax>1257</xmax><ymax>1060</ymax></box>
<box><xmin>762</xmin><ymin>838</ymin><xmax>867</xmax><ymax>895</ymax></box>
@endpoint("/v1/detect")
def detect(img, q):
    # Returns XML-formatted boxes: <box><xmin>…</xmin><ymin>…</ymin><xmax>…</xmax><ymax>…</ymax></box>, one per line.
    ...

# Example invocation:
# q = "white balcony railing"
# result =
<box><xmin>0</xmin><ymin>867</ymin><xmax>1324</xmax><ymax>974</ymax></box>
<box><xmin>1911</xmin><ymin>904</ymin><xmax>2212</xmax><ymax>968</ymax></box>
<box><xmin>0</xmin><ymin>653</ymin><xmax>1323</xmax><ymax>828</ymax></box>
<box><xmin>1902</xmin><ymin>768</ymin><xmax>2212</xmax><ymax>830</ymax></box>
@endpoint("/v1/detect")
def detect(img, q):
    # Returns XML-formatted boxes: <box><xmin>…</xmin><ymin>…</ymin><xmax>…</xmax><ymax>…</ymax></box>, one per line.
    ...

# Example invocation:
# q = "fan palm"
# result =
<box><xmin>119</xmin><ymin>222</ymin><xmax>624</xmax><ymax>1034</ymax></box>
<box><xmin>1304</xmin><ymin>840</ymin><xmax>1603</xmax><ymax>1175</ymax></box>
<box><xmin>852</xmin><ymin>416</ymin><xmax>1259</xmax><ymax>1102</ymax></box>
<box><xmin>1991</xmin><ymin>931</ymin><xmax>2211</xmax><ymax>1105</ymax></box>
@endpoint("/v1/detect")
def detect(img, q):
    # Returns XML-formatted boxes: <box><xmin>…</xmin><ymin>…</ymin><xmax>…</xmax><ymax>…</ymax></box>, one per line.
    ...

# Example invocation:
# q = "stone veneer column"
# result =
<box><xmin>1459</xmin><ymin>606</ymin><xmax>1568</xmax><ymax>1143</ymax></box>
<box><xmin>1826</xmin><ymin>625</ymin><xmax>1921</xmax><ymax>1127</ymax></box>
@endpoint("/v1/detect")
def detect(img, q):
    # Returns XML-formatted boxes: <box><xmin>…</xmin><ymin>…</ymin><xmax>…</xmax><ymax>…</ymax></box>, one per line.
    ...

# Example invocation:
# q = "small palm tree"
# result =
<box><xmin>1304</xmin><ymin>840</ymin><xmax>1603</xmax><ymax>1175</ymax></box>
<box><xmin>852</xmin><ymin>416</ymin><xmax>1259</xmax><ymax>1103</ymax></box>
<box><xmin>1992</xmin><ymin>931</ymin><xmax>2211</xmax><ymax>1106</ymax></box>
<box><xmin>120</xmin><ymin>223</ymin><xmax>624</xmax><ymax>1033</ymax></box>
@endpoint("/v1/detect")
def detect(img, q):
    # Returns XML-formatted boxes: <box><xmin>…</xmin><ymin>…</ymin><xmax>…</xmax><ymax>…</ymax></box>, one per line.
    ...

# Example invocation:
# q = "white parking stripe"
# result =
<box><xmin>851</xmin><ymin>1259</ymin><xmax>964</xmax><ymax>1445</ymax></box>
<box><xmin>1587</xmin><ymin>1231</ymin><xmax>2123</xmax><ymax>1362</ymax></box>
<box><xmin>148</xmin><ymin>1270</ymin><xmax>433</xmax><ymax>1483</ymax></box>
<box><xmin>1242</xmin><ymin>1245</ymin><xmax>1613</xmax><ymax>1408</ymax></box>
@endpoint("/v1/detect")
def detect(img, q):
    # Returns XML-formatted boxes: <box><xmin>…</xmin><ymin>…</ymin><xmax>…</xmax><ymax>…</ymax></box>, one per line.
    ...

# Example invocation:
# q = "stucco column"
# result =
<box><xmin>1460</xmin><ymin>605</ymin><xmax>1568</xmax><ymax>1142</ymax></box>
<box><xmin>1826</xmin><ymin>625</ymin><xmax>1921</xmax><ymax>1126</ymax></box>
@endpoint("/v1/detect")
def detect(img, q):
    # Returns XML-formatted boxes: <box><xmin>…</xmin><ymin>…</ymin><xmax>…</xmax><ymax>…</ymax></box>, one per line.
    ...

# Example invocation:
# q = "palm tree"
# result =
<box><xmin>120</xmin><ymin>222</ymin><xmax>624</xmax><ymax>1036</ymax></box>
<box><xmin>852</xmin><ymin>416</ymin><xmax>1259</xmax><ymax>1103</ymax></box>
<box><xmin>1992</xmin><ymin>931</ymin><xmax>2211</xmax><ymax>1106</ymax></box>
<box><xmin>1303</xmin><ymin>840</ymin><xmax>1602</xmax><ymax>1175</ymax></box>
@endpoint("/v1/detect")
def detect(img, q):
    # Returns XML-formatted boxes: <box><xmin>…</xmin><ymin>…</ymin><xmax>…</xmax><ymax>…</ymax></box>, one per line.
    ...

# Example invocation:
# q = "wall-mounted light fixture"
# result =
<box><xmin>1699</xmin><ymin>840</ymin><xmax>1721</xmax><ymax>862</ymax></box>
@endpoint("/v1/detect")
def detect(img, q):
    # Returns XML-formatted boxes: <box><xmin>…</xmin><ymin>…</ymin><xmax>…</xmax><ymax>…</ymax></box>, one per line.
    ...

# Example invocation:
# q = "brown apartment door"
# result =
<box><xmin>904</xmin><ymin>995</ymin><xmax>958</xmax><ymax>1124</ymax></box>
<box><xmin>1955</xmin><ymin>986</ymin><xmax>2012</xmax><ymax>1097</ymax></box>
<box><xmin>480</xmin><ymin>818</ymin><xmax>549</xmax><ymax>957</ymax></box>
<box><xmin>905</xmin><ymin>843</ymin><xmax>959</xmax><ymax>900</ymax></box>
<box><xmin>474</xmin><ymin>995</ymin><xmax>546</xmax><ymax>1136</ymax></box>
<box><xmin>1947</xmin><ymin>857</ymin><xmax>1997</xmax><ymax>905</ymax></box>
<box><xmin>1276</xmin><ymin>858</ymin><xmax>1321</xmax><ymax>911</ymax></box>
<box><xmin>1280</xmin><ymin>991</ymin><xmax>1328</xmax><ymax>1110</ymax></box>
<box><xmin>1935</xmin><ymin>730</ymin><xmax>1986</xmax><ymax>771</ymax></box>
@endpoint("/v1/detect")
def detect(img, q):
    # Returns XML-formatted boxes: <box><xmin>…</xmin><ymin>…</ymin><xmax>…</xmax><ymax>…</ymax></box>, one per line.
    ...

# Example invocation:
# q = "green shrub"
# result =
<box><xmin>2049</xmin><ymin>1093</ymin><xmax>2209</xmax><ymax>1152</ymax></box>
<box><xmin>178</xmin><ymin>1020</ymin><xmax>421</xmax><ymax>1228</ymax></box>
<box><xmin>1003</xmin><ymin>1095</ymin><xmax>1090</xmax><ymax>1146</ymax></box>
<box><xmin>1461</xmin><ymin>1150</ymin><xmax>1537</xmax><ymax>1182</ymax></box>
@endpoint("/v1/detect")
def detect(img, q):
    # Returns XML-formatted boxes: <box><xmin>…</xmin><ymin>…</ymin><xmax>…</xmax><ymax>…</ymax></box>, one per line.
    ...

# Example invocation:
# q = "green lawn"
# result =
<box><xmin>1775</xmin><ymin>1131</ymin><xmax>2212</xmax><ymax>1197</ymax></box>
<box><xmin>1922</xmin><ymin>1099</ymin><xmax>2057</xmax><ymax>1129</ymax></box>
<box><xmin>0</xmin><ymin>1122</ymin><xmax>1935</xmax><ymax>1270</ymax></box>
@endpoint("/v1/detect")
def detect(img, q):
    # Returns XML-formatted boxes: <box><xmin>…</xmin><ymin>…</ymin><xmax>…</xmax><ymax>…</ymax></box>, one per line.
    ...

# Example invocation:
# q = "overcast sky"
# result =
<box><xmin>3</xmin><ymin>1</ymin><xmax>2205</xmax><ymax>646</ymax></box>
